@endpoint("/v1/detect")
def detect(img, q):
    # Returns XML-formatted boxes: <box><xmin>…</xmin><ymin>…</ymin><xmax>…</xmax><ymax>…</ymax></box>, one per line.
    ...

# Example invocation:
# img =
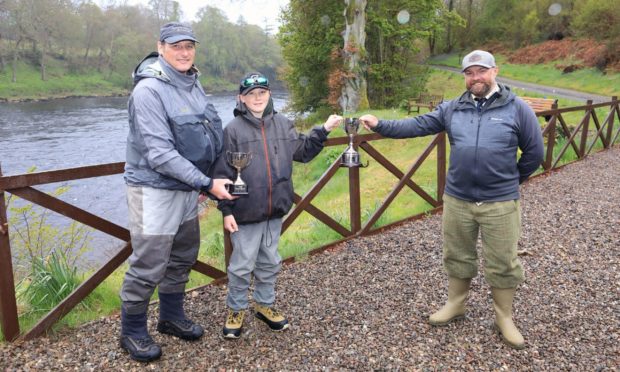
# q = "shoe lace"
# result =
<box><xmin>266</xmin><ymin>307</ymin><xmax>281</xmax><ymax>318</ymax></box>
<box><xmin>227</xmin><ymin>311</ymin><xmax>244</xmax><ymax>325</ymax></box>
<box><xmin>134</xmin><ymin>336</ymin><xmax>155</xmax><ymax>348</ymax></box>
<box><xmin>173</xmin><ymin>319</ymin><xmax>194</xmax><ymax>329</ymax></box>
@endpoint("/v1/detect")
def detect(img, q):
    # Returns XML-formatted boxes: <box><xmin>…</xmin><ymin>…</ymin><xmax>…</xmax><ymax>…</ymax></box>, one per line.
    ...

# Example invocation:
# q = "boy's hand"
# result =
<box><xmin>323</xmin><ymin>115</ymin><xmax>343</xmax><ymax>132</ymax></box>
<box><xmin>359</xmin><ymin>114</ymin><xmax>379</xmax><ymax>130</ymax></box>
<box><xmin>223</xmin><ymin>215</ymin><xmax>238</xmax><ymax>233</ymax></box>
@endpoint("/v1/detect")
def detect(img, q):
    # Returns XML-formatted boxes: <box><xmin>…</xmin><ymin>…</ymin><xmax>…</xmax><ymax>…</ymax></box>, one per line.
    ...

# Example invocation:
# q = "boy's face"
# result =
<box><xmin>240</xmin><ymin>88</ymin><xmax>270</xmax><ymax>117</ymax></box>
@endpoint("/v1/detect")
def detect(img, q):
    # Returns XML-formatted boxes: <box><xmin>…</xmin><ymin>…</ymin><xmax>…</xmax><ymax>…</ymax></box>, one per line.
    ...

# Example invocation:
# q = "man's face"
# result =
<box><xmin>239</xmin><ymin>88</ymin><xmax>270</xmax><ymax>117</ymax></box>
<box><xmin>157</xmin><ymin>40</ymin><xmax>196</xmax><ymax>73</ymax></box>
<box><xmin>464</xmin><ymin>66</ymin><xmax>498</xmax><ymax>97</ymax></box>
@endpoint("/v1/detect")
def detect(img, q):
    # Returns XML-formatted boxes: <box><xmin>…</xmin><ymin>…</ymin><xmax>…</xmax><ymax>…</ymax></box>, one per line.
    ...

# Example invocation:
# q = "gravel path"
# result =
<box><xmin>2</xmin><ymin>147</ymin><xmax>619</xmax><ymax>370</ymax></box>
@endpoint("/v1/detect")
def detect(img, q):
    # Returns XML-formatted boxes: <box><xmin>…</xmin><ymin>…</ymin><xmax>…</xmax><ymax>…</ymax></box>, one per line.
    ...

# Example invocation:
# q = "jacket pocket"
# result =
<box><xmin>171</xmin><ymin>115</ymin><xmax>215</xmax><ymax>174</ymax></box>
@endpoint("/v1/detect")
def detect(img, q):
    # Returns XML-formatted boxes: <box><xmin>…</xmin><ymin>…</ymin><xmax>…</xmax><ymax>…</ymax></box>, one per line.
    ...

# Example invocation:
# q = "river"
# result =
<box><xmin>0</xmin><ymin>92</ymin><xmax>290</xmax><ymax>266</ymax></box>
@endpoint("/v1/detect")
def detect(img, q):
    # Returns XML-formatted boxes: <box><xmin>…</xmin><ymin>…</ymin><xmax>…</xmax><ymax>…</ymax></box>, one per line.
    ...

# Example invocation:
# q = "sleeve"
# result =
<box><xmin>131</xmin><ymin>86</ymin><xmax>211</xmax><ymax>190</ymax></box>
<box><xmin>291</xmin><ymin>119</ymin><xmax>329</xmax><ymax>163</ymax></box>
<box><xmin>515</xmin><ymin>99</ymin><xmax>545</xmax><ymax>183</ymax></box>
<box><xmin>373</xmin><ymin>101</ymin><xmax>448</xmax><ymax>138</ymax></box>
<box><xmin>213</xmin><ymin>126</ymin><xmax>237</xmax><ymax>215</ymax></box>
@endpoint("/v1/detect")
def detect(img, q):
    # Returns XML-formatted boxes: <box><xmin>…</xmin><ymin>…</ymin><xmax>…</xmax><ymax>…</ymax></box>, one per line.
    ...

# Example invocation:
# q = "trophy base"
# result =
<box><xmin>226</xmin><ymin>183</ymin><xmax>249</xmax><ymax>196</ymax></box>
<box><xmin>340</xmin><ymin>152</ymin><xmax>367</xmax><ymax>168</ymax></box>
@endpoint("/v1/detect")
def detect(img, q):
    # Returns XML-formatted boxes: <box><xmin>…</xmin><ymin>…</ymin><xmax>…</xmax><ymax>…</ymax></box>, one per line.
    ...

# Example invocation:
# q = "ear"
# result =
<box><xmin>157</xmin><ymin>41</ymin><xmax>165</xmax><ymax>55</ymax></box>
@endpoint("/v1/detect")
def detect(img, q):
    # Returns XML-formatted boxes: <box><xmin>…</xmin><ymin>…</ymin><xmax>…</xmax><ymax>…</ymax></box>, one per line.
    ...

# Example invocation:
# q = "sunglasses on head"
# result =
<box><xmin>241</xmin><ymin>75</ymin><xmax>269</xmax><ymax>88</ymax></box>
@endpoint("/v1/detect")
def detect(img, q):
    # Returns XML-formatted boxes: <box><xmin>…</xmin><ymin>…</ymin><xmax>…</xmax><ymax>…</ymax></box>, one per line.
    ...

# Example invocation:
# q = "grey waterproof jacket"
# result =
<box><xmin>214</xmin><ymin>99</ymin><xmax>329</xmax><ymax>224</ymax></box>
<box><xmin>124</xmin><ymin>52</ymin><xmax>223</xmax><ymax>191</ymax></box>
<box><xmin>373</xmin><ymin>84</ymin><xmax>544</xmax><ymax>202</ymax></box>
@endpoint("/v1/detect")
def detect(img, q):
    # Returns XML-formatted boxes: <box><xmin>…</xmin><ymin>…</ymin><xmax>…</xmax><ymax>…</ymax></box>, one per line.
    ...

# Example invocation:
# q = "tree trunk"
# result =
<box><xmin>40</xmin><ymin>40</ymin><xmax>47</xmax><ymax>81</ymax></box>
<box><xmin>445</xmin><ymin>0</ymin><xmax>454</xmax><ymax>53</ymax></box>
<box><xmin>340</xmin><ymin>0</ymin><xmax>368</xmax><ymax>114</ymax></box>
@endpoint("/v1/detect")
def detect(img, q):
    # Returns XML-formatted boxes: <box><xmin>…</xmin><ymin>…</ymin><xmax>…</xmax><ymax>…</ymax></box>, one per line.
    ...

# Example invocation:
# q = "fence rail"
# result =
<box><xmin>1</xmin><ymin>96</ymin><xmax>618</xmax><ymax>342</ymax></box>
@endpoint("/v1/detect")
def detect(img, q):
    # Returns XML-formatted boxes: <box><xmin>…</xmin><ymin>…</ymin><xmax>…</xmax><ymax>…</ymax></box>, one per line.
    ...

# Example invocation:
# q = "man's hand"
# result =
<box><xmin>223</xmin><ymin>215</ymin><xmax>238</xmax><ymax>233</ymax></box>
<box><xmin>359</xmin><ymin>114</ymin><xmax>379</xmax><ymax>131</ymax></box>
<box><xmin>323</xmin><ymin>114</ymin><xmax>343</xmax><ymax>132</ymax></box>
<box><xmin>206</xmin><ymin>178</ymin><xmax>236</xmax><ymax>200</ymax></box>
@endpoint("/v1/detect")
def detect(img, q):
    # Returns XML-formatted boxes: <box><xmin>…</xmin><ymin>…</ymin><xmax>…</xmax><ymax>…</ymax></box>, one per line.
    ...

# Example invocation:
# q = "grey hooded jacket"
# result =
<box><xmin>124</xmin><ymin>52</ymin><xmax>223</xmax><ymax>191</ymax></box>
<box><xmin>373</xmin><ymin>84</ymin><xmax>544</xmax><ymax>202</ymax></box>
<box><xmin>213</xmin><ymin>98</ymin><xmax>329</xmax><ymax>224</ymax></box>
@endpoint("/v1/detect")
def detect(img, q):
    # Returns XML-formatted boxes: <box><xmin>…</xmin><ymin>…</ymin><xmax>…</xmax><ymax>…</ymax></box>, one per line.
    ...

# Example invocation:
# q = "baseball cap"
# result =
<box><xmin>239</xmin><ymin>72</ymin><xmax>270</xmax><ymax>95</ymax></box>
<box><xmin>461</xmin><ymin>50</ymin><xmax>496</xmax><ymax>72</ymax></box>
<box><xmin>160</xmin><ymin>22</ymin><xmax>198</xmax><ymax>44</ymax></box>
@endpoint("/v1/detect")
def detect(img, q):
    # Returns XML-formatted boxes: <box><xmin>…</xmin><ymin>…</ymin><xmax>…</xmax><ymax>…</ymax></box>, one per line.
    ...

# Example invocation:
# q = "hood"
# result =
<box><xmin>132</xmin><ymin>52</ymin><xmax>168</xmax><ymax>86</ymax></box>
<box><xmin>233</xmin><ymin>96</ymin><xmax>276</xmax><ymax>124</ymax></box>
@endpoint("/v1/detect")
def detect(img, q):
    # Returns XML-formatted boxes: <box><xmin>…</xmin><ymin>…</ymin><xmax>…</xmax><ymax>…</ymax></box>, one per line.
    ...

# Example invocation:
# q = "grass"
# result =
<box><xmin>428</xmin><ymin>53</ymin><xmax>619</xmax><ymax>97</ymax></box>
<box><xmin>0</xmin><ymin>63</ymin><xmax>128</xmax><ymax>101</ymax></box>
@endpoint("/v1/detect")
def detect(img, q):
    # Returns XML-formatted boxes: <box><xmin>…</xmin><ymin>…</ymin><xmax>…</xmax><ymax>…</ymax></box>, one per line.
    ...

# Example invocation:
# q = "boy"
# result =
<box><xmin>213</xmin><ymin>72</ymin><xmax>342</xmax><ymax>339</ymax></box>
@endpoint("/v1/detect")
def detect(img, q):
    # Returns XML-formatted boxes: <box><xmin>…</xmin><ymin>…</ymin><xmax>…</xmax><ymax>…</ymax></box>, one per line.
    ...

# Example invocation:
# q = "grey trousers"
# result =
<box><xmin>120</xmin><ymin>186</ymin><xmax>200</xmax><ymax>314</ymax></box>
<box><xmin>226</xmin><ymin>218</ymin><xmax>283</xmax><ymax>311</ymax></box>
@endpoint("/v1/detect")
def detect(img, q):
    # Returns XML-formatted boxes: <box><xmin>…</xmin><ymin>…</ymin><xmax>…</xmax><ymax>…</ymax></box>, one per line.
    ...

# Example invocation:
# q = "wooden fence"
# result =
<box><xmin>0</xmin><ymin>97</ymin><xmax>618</xmax><ymax>342</ymax></box>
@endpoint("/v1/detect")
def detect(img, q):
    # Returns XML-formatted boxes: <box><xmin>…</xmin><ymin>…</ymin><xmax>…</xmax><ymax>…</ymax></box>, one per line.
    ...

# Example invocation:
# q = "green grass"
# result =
<box><xmin>0</xmin><ymin>63</ymin><xmax>128</xmax><ymax>101</ymax></box>
<box><xmin>428</xmin><ymin>53</ymin><xmax>619</xmax><ymax>98</ymax></box>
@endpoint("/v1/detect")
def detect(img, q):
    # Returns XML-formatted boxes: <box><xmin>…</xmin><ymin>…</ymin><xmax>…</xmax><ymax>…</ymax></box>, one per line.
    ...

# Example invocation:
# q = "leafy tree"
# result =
<box><xmin>365</xmin><ymin>0</ymin><xmax>447</xmax><ymax>108</ymax></box>
<box><xmin>278</xmin><ymin>0</ymin><xmax>343</xmax><ymax>112</ymax></box>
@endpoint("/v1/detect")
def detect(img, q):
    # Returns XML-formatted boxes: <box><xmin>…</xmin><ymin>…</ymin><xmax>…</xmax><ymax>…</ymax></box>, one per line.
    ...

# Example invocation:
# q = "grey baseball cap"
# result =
<box><xmin>159</xmin><ymin>22</ymin><xmax>198</xmax><ymax>44</ymax></box>
<box><xmin>461</xmin><ymin>50</ymin><xmax>496</xmax><ymax>72</ymax></box>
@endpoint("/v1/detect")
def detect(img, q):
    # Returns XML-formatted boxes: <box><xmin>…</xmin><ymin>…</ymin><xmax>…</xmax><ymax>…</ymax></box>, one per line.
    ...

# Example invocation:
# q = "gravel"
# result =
<box><xmin>2</xmin><ymin>146</ymin><xmax>619</xmax><ymax>370</ymax></box>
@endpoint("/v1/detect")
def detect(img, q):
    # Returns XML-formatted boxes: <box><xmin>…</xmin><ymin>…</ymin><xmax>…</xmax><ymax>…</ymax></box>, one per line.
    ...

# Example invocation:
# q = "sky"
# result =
<box><xmin>124</xmin><ymin>0</ymin><xmax>289</xmax><ymax>30</ymax></box>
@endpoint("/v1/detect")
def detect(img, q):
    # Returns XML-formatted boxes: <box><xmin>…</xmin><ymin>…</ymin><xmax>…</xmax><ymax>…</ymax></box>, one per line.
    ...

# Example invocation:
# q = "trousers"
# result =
<box><xmin>120</xmin><ymin>185</ymin><xmax>200</xmax><ymax>314</ymax></box>
<box><xmin>442</xmin><ymin>194</ymin><xmax>524</xmax><ymax>288</ymax></box>
<box><xmin>226</xmin><ymin>218</ymin><xmax>282</xmax><ymax>310</ymax></box>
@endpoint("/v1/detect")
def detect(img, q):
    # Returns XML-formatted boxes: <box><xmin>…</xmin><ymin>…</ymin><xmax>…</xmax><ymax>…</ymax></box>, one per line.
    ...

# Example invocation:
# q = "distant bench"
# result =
<box><xmin>521</xmin><ymin>96</ymin><xmax>558</xmax><ymax>114</ymax></box>
<box><xmin>407</xmin><ymin>93</ymin><xmax>444</xmax><ymax>114</ymax></box>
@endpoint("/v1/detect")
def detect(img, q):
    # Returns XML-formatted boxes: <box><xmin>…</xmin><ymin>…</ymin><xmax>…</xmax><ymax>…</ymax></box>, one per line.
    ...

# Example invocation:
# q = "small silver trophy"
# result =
<box><xmin>341</xmin><ymin>118</ymin><xmax>368</xmax><ymax>168</ymax></box>
<box><xmin>226</xmin><ymin>151</ymin><xmax>252</xmax><ymax>195</ymax></box>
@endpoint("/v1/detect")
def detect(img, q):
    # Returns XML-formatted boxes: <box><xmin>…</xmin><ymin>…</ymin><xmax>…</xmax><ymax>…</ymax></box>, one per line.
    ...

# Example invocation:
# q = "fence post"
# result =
<box><xmin>0</xmin><ymin>164</ymin><xmax>20</xmax><ymax>341</ymax></box>
<box><xmin>349</xmin><ymin>162</ymin><xmax>361</xmax><ymax>234</ymax></box>
<box><xmin>580</xmin><ymin>100</ymin><xmax>592</xmax><ymax>157</ymax></box>
<box><xmin>223</xmin><ymin>215</ymin><xmax>232</xmax><ymax>270</ymax></box>
<box><xmin>606</xmin><ymin>96</ymin><xmax>618</xmax><ymax>148</ymax></box>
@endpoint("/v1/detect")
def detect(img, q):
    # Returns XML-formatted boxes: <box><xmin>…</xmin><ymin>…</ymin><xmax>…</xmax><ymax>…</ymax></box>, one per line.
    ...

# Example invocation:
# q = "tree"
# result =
<box><xmin>278</xmin><ymin>0</ymin><xmax>343</xmax><ymax>112</ymax></box>
<box><xmin>365</xmin><ymin>0</ymin><xmax>447</xmax><ymax>108</ymax></box>
<box><xmin>148</xmin><ymin>0</ymin><xmax>182</xmax><ymax>26</ymax></box>
<box><xmin>340</xmin><ymin>0</ymin><xmax>368</xmax><ymax>113</ymax></box>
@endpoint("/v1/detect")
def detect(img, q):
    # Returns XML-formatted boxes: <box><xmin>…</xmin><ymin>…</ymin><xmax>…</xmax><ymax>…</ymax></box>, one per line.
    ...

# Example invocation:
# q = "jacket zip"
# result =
<box><xmin>260</xmin><ymin>121</ymin><xmax>273</xmax><ymax>216</ymax></box>
<box><xmin>474</xmin><ymin>108</ymin><xmax>482</xmax><ymax>200</ymax></box>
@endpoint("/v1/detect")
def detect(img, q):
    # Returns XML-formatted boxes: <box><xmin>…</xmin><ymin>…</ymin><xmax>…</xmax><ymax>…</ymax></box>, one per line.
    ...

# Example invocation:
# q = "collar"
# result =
<box><xmin>471</xmin><ymin>84</ymin><xmax>500</xmax><ymax>101</ymax></box>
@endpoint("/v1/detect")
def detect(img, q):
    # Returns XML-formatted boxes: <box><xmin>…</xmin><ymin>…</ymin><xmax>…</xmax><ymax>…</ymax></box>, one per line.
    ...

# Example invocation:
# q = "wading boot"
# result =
<box><xmin>429</xmin><ymin>277</ymin><xmax>471</xmax><ymax>326</ymax></box>
<box><xmin>492</xmin><ymin>287</ymin><xmax>525</xmax><ymax>350</ymax></box>
<box><xmin>157</xmin><ymin>292</ymin><xmax>204</xmax><ymax>341</ymax></box>
<box><xmin>120</xmin><ymin>306</ymin><xmax>162</xmax><ymax>362</ymax></box>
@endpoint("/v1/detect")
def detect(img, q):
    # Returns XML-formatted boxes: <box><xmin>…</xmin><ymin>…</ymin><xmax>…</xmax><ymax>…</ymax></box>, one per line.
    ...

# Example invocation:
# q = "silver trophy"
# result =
<box><xmin>226</xmin><ymin>151</ymin><xmax>252</xmax><ymax>195</ymax></box>
<box><xmin>341</xmin><ymin>118</ymin><xmax>368</xmax><ymax>168</ymax></box>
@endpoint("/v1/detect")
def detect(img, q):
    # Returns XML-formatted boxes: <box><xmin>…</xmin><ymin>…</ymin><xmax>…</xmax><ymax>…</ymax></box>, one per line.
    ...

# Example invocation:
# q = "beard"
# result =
<box><xmin>467</xmin><ymin>81</ymin><xmax>492</xmax><ymax>97</ymax></box>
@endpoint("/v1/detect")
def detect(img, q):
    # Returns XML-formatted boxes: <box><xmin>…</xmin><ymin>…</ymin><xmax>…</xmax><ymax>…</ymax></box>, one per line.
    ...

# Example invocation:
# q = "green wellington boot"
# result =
<box><xmin>429</xmin><ymin>277</ymin><xmax>471</xmax><ymax>326</ymax></box>
<box><xmin>491</xmin><ymin>287</ymin><xmax>525</xmax><ymax>350</ymax></box>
